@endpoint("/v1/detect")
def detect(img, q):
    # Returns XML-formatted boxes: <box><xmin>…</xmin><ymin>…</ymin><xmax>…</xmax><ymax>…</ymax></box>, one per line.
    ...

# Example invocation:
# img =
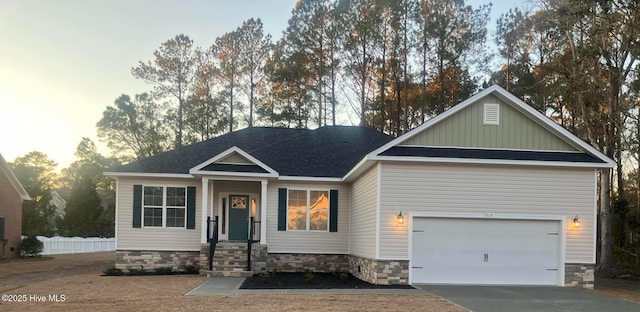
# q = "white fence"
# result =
<box><xmin>32</xmin><ymin>236</ymin><xmax>115</xmax><ymax>255</ymax></box>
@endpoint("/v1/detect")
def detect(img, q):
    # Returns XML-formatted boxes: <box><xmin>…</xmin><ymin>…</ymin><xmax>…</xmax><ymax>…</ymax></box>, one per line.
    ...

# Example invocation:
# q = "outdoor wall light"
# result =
<box><xmin>573</xmin><ymin>215</ymin><xmax>581</xmax><ymax>228</ymax></box>
<box><xmin>397</xmin><ymin>211</ymin><xmax>404</xmax><ymax>225</ymax></box>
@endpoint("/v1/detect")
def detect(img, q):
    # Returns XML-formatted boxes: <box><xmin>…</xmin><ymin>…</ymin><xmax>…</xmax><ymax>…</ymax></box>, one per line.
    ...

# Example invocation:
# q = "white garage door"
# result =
<box><xmin>411</xmin><ymin>217</ymin><xmax>561</xmax><ymax>285</ymax></box>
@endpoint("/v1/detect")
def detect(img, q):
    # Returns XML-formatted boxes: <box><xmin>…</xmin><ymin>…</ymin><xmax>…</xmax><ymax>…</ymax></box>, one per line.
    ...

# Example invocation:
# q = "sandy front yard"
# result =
<box><xmin>0</xmin><ymin>252</ymin><xmax>465</xmax><ymax>312</ymax></box>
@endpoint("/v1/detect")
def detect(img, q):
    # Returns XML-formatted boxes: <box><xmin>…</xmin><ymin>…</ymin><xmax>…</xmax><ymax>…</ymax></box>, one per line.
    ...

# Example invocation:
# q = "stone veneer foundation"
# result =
<box><xmin>268</xmin><ymin>253</ymin><xmax>349</xmax><ymax>273</ymax></box>
<box><xmin>565</xmin><ymin>263</ymin><xmax>595</xmax><ymax>289</ymax></box>
<box><xmin>348</xmin><ymin>255</ymin><xmax>409</xmax><ymax>285</ymax></box>
<box><xmin>115</xmin><ymin>250</ymin><xmax>200</xmax><ymax>271</ymax></box>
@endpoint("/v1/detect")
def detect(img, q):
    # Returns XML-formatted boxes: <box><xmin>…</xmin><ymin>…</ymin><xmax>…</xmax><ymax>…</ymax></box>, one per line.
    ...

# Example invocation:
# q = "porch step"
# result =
<box><xmin>203</xmin><ymin>270</ymin><xmax>254</xmax><ymax>277</ymax></box>
<box><xmin>210</xmin><ymin>241</ymin><xmax>250</xmax><ymax>274</ymax></box>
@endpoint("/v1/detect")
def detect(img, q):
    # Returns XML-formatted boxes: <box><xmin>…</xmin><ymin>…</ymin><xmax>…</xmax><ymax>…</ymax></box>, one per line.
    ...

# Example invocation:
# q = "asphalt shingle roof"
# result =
<box><xmin>110</xmin><ymin>126</ymin><xmax>394</xmax><ymax>178</ymax></box>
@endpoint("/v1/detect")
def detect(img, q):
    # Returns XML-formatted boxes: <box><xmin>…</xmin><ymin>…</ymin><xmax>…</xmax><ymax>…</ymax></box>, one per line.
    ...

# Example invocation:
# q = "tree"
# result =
<box><xmin>59</xmin><ymin>139</ymin><xmax>117</xmax><ymax>237</ymax></box>
<box><xmin>61</xmin><ymin>138</ymin><xmax>119</xmax><ymax>191</ymax></box>
<box><xmin>283</xmin><ymin>0</ymin><xmax>343</xmax><ymax>127</ymax></box>
<box><xmin>211</xmin><ymin>29</ymin><xmax>243</xmax><ymax>132</ymax></box>
<box><xmin>339</xmin><ymin>0</ymin><xmax>382</xmax><ymax>126</ymax></box>
<box><xmin>97</xmin><ymin>93</ymin><xmax>171</xmax><ymax>160</ymax></box>
<box><xmin>10</xmin><ymin>152</ymin><xmax>59</xmax><ymax>236</ymax></box>
<box><xmin>58</xmin><ymin>172</ymin><xmax>105</xmax><ymax>237</ymax></box>
<box><xmin>264</xmin><ymin>40</ymin><xmax>314</xmax><ymax>128</ymax></box>
<box><xmin>132</xmin><ymin>34</ymin><xmax>196</xmax><ymax>148</ymax></box>
<box><xmin>238</xmin><ymin>18</ymin><xmax>272</xmax><ymax>127</ymax></box>
<box><xmin>415</xmin><ymin>0</ymin><xmax>490</xmax><ymax>114</ymax></box>
<box><xmin>185</xmin><ymin>48</ymin><xmax>229</xmax><ymax>142</ymax></box>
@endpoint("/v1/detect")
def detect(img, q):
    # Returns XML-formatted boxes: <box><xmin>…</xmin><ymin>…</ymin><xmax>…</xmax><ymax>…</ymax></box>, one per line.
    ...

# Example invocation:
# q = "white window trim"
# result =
<box><xmin>286</xmin><ymin>189</ymin><xmax>330</xmax><ymax>232</ymax></box>
<box><xmin>142</xmin><ymin>185</ymin><xmax>188</xmax><ymax>229</ymax></box>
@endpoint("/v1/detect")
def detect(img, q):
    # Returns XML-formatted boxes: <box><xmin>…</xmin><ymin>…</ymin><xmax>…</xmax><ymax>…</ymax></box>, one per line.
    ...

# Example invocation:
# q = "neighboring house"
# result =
<box><xmin>50</xmin><ymin>188</ymin><xmax>71</xmax><ymax>217</ymax></box>
<box><xmin>50</xmin><ymin>188</ymin><xmax>115</xmax><ymax>217</ymax></box>
<box><xmin>0</xmin><ymin>153</ymin><xmax>31</xmax><ymax>258</ymax></box>
<box><xmin>105</xmin><ymin>86</ymin><xmax>614</xmax><ymax>289</ymax></box>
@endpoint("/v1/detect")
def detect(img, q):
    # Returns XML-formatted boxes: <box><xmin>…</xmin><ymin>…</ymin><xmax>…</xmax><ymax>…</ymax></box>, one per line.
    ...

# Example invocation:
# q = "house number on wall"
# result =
<box><xmin>484</xmin><ymin>213</ymin><xmax>493</xmax><ymax>218</ymax></box>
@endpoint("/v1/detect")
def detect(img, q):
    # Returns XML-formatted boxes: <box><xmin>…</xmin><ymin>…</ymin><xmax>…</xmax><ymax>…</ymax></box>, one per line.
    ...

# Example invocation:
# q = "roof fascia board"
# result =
<box><xmin>342</xmin><ymin>156</ymin><xmax>373</xmax><ymax>181</ymax></box>
<box><xmin>278</xmin><ymin>176</ymin><xmax>343</xmax><ymax>182</ymax></box>
<box><xmin>0</xmin><ymin>154</ymin><xmax>31</xmax><ymax>200</ymax></box>
<box><xmin>191</xmin><ymin>170</ymin><xmax>278</xmax><ymax>178</ymax></box>
<box><xmin>103</xmin><ymin>172</ymin><xmax>195</xmax><ymax>179</ymax></box>
<box><xmin>370</xmin><ymin>155</ymin><xmax>615</xmax><ymax>169</ymax></box>
<box><xmin>189</xmin><ymin>146</ymin><xmax>278</xmax><ymax>175</ymax></box>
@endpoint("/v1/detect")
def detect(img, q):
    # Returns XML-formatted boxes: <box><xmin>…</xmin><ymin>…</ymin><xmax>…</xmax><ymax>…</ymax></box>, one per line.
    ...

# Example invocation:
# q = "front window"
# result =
<box><xmin>143</xmin><ymin>186</ymin><xmax>187</xmax><ymax>228</ymax></box>
<box><xmin>166</xmin><ymin>187</ymin><xmax>186</xmax><ymax>227</ymax></box>
<box><xmin>143</xmin><ymin>186</ymin><xmax>163</xmax><ymax>227</ymax></box>
<box><xmin>288</xmin><ymin>190</ymin><xmax>329</xmax><ymax>231</ymax></box>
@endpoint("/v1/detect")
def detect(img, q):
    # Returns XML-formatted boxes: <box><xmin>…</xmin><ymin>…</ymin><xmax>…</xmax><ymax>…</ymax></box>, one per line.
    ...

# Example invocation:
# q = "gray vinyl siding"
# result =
<box><xmin>116</xmin><ymin>177</ymin><xmax>201</xmax><ymax>251</ymax></box>
<box><xmin>378</xmin><ymin>162</ymin><xmax>595</xmax><ymax>263</ymax></box>
<box><xmin>401</xmin><ymin>94</ymin><xmax>577</xmax><ymax>151</ymax></box>
<box><xmin>266</xmin><ymin>182</ymin><xmax>350</xmax><ymax>254</ymax></box>
<box><xmin>349</xmin><ymin>165</ymin><xmax>378</xmax><ymax>258</ymax></box>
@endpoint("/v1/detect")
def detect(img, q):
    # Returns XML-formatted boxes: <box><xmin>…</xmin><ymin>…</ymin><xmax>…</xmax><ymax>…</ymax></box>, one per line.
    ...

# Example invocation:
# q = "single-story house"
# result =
<box><xmin>0</xmin><ymin>153</ymin><xmax>31</xmax><ymax>258</ymax></box>
<box><xmin>106</xmin><ymin>85</ymin><xmax>614</xmax><ymax>288</ymax></box>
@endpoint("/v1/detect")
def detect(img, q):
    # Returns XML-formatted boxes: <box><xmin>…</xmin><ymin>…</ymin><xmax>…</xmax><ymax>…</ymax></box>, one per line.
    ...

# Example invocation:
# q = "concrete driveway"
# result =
<box><xmin>415</xmin><ymin>285</ymin><xmax>640</xmax><ymax>312</ymax></box>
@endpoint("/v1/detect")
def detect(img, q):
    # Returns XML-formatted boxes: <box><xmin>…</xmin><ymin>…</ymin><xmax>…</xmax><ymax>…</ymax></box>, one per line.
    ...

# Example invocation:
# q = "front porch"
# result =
<box><xmin>197</xmin><ymin>177</ymin><xmax>269</xmax><ymax>277</ymax></box>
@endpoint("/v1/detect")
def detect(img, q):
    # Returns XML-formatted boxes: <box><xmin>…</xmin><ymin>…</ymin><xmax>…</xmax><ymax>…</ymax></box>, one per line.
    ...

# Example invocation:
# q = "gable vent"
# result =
<box><xmin>483</xmin><ymin>103</ymin><xmax>500</xmax><ymax>125</ymax></box>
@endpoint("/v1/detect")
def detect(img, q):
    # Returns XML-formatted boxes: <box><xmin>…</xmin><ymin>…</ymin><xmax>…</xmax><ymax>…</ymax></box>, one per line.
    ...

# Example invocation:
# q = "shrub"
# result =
<box><xmin>153</xmin><ymin>267</ymin><xmax>174</xmax><ymax>275</ymax></box>
<box><xmin>338</xmin><ymin>272</ymin><xmax>348</xmax><ymax>284</ymax></box>
<box><xmin>21</xmin><ymin>236</ymin><xmax>43</xmax><ymax>257</ymax></box>
<box><xmin>261</xmin><ymin>272</ymin><xmax>271</xmax><ymax>283</ymax></box>
<box><xmin>127</xmin><ymin>268</ymin><xmax>146</xmax><ymax>276</ymax></box>
<box><xmin>181</xmin><ymin>264</ymin><xmax>200</xmax><ymax>274</ymax></box>
<box><xmin>104</xmin><ymin>267</ymin><xmax>124</xmax><ymax>276</ymax></box>
<box><xmin>304</xmin><ymin>271</ymin><xmax>315</xmax><ymax>284</ymax></box>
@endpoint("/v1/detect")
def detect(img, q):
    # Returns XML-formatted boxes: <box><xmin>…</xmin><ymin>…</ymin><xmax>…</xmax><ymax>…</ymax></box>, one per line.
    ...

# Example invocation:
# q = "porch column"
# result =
<box><xmin>200</xmin><ymin>178</ymin><xmax>209</xmax><ymax>244</ymax></box>
<box><xmin>260</xmin><ymin>179</ymin><xmax>268</xmax><ymax>244</ymax></box>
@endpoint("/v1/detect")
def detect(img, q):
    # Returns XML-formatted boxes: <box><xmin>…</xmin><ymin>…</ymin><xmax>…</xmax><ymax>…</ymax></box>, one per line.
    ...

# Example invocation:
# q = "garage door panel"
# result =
<box><xmin>412</xmin><ymin>217</ymin><xmax>561</xmax><ymax>285</ymax></box>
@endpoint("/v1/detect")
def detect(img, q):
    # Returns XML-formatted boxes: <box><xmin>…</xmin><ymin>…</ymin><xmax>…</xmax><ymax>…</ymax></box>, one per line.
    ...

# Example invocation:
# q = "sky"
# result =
<box><xmin>0</xmin><ymin>0</ymin><xmax>528</xmax><ymax>170</ymax></box>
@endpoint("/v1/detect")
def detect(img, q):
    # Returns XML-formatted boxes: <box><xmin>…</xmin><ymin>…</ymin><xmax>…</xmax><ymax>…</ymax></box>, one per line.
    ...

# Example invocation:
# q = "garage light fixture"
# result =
<box><xmin>573</xmin><ymin>215</ymin><xmax>581</xmax><ymax>228</ymax></box>
<box><xmin>397</xmin><ymin>211</ymin><xmax>404</xmax><ymax>225</ymax></box>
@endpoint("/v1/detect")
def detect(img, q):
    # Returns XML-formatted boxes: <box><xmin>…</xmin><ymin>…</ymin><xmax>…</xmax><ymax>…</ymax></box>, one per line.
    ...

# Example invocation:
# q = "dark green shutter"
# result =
<box><xmin>133</xmin><ymin>185</ymin><xmax>142</xmax><ymax>228</ymax></box>
<box><xmin>187</xmin><ymin>186</ymin><xmax>196</xmax><ymax>229</ymax></box>
<box><xmin>278</xmin><ymin>188</ymin><xmax>287</xmax><ymax>231</ymax></box>
<box><xmin>329</xmin><ymin>189</ymin><xmax>338</xmax><ymax>232</ymax></box>
<box><xmin>0</xmin><ymin>217</ymin><xmax>5</xmax><ymax>240</ymax></box>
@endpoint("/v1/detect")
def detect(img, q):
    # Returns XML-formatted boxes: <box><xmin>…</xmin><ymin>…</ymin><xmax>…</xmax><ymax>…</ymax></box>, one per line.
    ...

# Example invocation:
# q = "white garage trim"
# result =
<box><xmin>408</xmin><ymin>212</ymin><xmax>566</xmax><ymax>286</ymax></box>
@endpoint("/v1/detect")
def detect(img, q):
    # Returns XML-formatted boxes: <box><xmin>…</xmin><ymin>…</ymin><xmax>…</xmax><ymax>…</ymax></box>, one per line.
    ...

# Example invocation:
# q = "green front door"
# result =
<box><xmin>228</xmin><ymin>195</ymin><xmax>249</xmax><ymax>240</ymax></box>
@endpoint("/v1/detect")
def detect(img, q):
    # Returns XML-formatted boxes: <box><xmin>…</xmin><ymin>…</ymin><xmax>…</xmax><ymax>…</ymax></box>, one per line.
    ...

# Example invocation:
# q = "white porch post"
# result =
<box><xmin>260</xmin><ymin>179</ymin><xmax>268</xmax><ymax>244</ymax></box>
<box><xmin>200</xmin><ymin>178</ymin><xmax>209</xmax><ymax>244</ymax></box>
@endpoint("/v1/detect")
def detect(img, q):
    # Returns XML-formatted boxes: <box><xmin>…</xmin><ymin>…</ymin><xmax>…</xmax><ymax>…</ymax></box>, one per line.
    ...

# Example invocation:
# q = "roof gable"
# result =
<box><xmin>190</xmin><ymin>146</ymin><xmax>278</xmax><ymax>177</ymax></box>
<box><xmin>400</xmin><ymin>93</ymin><xmax>578</xmax><ymax>152</ymax></box>
<box><xmin>370</xmin><ymin>85</ymin><xmax>615</xmax><ymax>168</ymax></box>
